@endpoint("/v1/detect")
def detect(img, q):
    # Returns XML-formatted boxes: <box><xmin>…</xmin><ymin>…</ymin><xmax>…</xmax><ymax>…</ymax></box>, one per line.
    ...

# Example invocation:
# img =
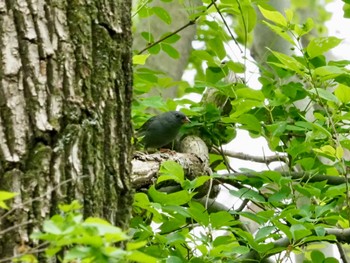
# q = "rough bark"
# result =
<box><xmin>132</xmin><ymin>135</ymin><xmax>210</xmax><ymax>189</ymax></box>
<box><xmin>0</xmin><ymin>0</ymin><xmax>133</xmax><ymax>260</ymax></box>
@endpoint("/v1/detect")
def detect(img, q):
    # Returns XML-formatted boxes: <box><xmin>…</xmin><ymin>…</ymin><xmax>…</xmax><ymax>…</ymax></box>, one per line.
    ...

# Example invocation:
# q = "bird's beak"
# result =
<box><xmin>183</xmin><ymin>117</ymin><xmax>191</xmax><ymax>123</ymax></box>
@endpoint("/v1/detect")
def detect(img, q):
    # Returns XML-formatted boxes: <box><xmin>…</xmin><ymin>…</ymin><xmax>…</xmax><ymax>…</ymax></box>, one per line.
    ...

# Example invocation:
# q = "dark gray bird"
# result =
<box><xmin>137</xmin><ymin>111</ymin><xmax>190</xmax><ymax>149</ymax></box>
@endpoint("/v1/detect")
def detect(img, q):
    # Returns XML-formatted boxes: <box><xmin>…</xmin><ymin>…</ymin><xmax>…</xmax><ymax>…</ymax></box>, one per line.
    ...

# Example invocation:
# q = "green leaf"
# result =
<box><xmin>226</xmin><ymin>61</ymin><xmax>245</xmax><ymax>73</ymax></box>
<box><xmin>0</xmin><ymin>191</ymin><xmax>17</xmax><ymax>209</ymax></box>
<box><xmin>0</xmin><ymin>191</ymin><xmax>18</xmax><ymax>201</ymax></box>
<box><xmin>309</xmin><ymin>88</ymin><xmax>339</xmax><ymax>103</ymax></box>
<box><xmin>162</xmin><ymin>33</ymin><xmax>181</xmax><ymax>44</ymax></box>
<box><xmin>295</xmin><ymin>18</ymin><xmax>314</xmax><ymax>37</ymax></box>
<box><xmin>291</xmin><ymin>224</ymin><xmax>312</xmax><ymax>240</ymax></box>
<box><xmin>236</xmin><ymin>114</ymin><xmax>261</xmax><ymax>133</ymax></box>
<box><xmin>148</xmin><ymin>43</ymin><xmax>161</xmax><ymax>54</ymax></box>
<box><xmin>235</xmin><ymin>88</ymin><xmax>265</xmax><ymax>101</ymax></box>
<box><xmin>161</xmin><ymin>43</ymin><xmax>180</xmax><ymax>59</ymax></box>
<box><xmin>148</xmin><ymin>186</ymin><xmax>194</xmax><ymax>206</ymax></box>
<box><xmin>133</xmin><ymin>54</ymin><xmax>150</xmax><ymax>65</ymax></box>
<box><xmin>127</xmin><ymin>250</ymin><xmax>158</xmax><ymax>263</ymax></box>
<box><xmin>210</xmin><ymin>211</ymin><xmax>236</xmax><ymax>228</ymax></box>
<box><xmin>272</xmin><ymin>219</ymin><xmax>292</xmax><ymax>240</ymax></box>
<box><xmin>269</xmin><ymin>50</ymin><xmax>306</xmax><ymax>74</ymax></box>
<box><xmin>263</xmin><ymin>21</ymin><xmax>295</xmax><ymax>45</ymax></box>
<box><xmin>307</xmin><ymin>37</ymin><xmax>342</xmax><ymax>58</ymax></box>
<box><xmin>239</xmin><ymin>211</ymin><xmax>267</xmax><ymax>225</ymax></box>
<box><xmin>324</xmin><ymin>257</ymin><xmax>340</xmax><ymax>263</ymax></box>
<box><xmin>335</xmin><ymin>84</ymin><xmax>350</xmax><ymax>103</ymax></box>
<box><xmin>141</xmin><ymin>32</ymin><xmax>154</xmax><ymax>42</ymax></box>
<box><xmin>43</xmin><ymin>220</ymin><xmax>62</xmax><ymax>235</ymax></box>
<box><xmin>208</xmin><ymin>38</ymin><xmax>226</xmax><ymax>60</ymax></box>
<box><xmin>311</xmin><ymin>250</ymin><xmax>325</xmax><ymax>262</ymax></box>
<box><xmin>255</xmin><ymin>226</ymin><xmax>275</xmax><ymax>241</ymax></box>
<box><xmin>184</xmin><ymin>175</ymin><xmax>211</xmax><ymax>190</ymax></box>
<box><xmin>188</xmin><ymin>201</ymin><xmax>209</xmax><ymax>226</ymax></box>
<box><xmin>166</xmin><ymin>256</ymin><xmax>183</xmax><ymax>263</ymax></box>
<box><xmin>258</xmin><ymin>5</ymin><xmax>288</xmax><ymax>27</ymax></box>
<box><xmin>158</xmin><ymin>161</ymin><xmax>184</xmax><ymax>185</ymax></box>
<box><xmin>152</xmin><ymin>7</ymin><xmax>171</xmax><ymax>24</ymax></box>
<box><xmin>313</xmin><ymin>66</ymin><xmax>344</xmax><ymax>80</ymax></box>
<box><xmin>229</xmin><ymin>188</ymin><xmax>265</xmax><ymax>203</ymax></box>
<box><xmin>127</xmin><ymin>241</ymin><xmax>147</xmax><ymax>250</ymax></box>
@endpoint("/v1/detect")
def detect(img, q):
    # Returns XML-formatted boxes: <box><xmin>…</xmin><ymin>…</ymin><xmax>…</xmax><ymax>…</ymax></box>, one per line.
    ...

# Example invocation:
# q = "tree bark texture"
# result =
<box><xmin>0</xmin><ymin>0</ymin><xmax>133</xmax><ymax>259</ymax></box>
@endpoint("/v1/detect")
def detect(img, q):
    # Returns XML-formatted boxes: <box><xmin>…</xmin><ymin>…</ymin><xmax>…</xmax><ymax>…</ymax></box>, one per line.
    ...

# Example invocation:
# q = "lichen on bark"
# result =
<box><xmin>0</xmin><ymin>0</ymin><xmax>133</xmax><ymax>260</ymax></box>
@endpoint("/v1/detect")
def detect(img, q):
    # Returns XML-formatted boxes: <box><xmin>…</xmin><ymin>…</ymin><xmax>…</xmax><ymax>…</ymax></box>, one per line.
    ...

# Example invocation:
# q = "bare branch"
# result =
<box><xmin>211</xmin><ymin>146</ymin><xmax>288</xmax><ymax>164</ymax></box>
<box><xmin>219</xmin><ymin>172</ymin><xmax>350</xmax><ymax>185</ymax></box>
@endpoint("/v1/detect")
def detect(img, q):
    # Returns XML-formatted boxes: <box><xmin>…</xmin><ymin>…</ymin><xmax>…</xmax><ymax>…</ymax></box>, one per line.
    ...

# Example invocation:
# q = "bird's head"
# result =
<box><xmin>172</xmin><ymin>111</ymin><xmax>191</xmax><ymax>124</ymax></box>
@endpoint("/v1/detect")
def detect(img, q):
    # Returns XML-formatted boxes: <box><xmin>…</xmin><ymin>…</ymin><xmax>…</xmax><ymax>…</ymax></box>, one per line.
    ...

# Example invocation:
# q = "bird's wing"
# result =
<box><xmin>136</xmin><ymin>116</ymin><xmax>156</xmax><ymax>136</ymax></box>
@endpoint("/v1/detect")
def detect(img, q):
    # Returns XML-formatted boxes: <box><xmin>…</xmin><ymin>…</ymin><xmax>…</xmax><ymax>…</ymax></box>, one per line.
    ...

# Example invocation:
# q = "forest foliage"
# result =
<box><xmin>3</xmin><ymin>0</ymin><xmax>350</xmax><ymax>262</ymax></box>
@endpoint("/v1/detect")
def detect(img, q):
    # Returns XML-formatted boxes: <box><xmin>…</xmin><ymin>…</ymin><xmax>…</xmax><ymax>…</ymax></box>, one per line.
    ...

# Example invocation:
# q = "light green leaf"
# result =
<box><xmin>335</xmin><ymin>84</ymin><xmax>350</xmax><ymax>103</ymax></box>
<box><xmin>133</xmin><ymin>54</ymin><xmax>150</xmax><ymax>65</ymax></box>
<box><xmin>258</xmin><ymin>5</ymin><xmax>287</xmax><ymax>27</ymax></box>
<box><xmin>0</xmin><ymin>191</ymin><xmax>17</xmax><ymax>209</ymax></box>
<box><xmin>313</xmin><ymin>66</ymin><xmax>344</xmax><ymax>80</ymax></box>
<box><xmin>127</xmin><ymin>241</ymin><xmax>147</xmax><ymax>251</ymax></box>
<box><xmin>336</xmin><ymin>146</ymin><xmax>344</xmax><ymax>160</ymax></box>
<box><xmin>307</xmin><ymin>37</ymin><xmax>342</xmax><ymax>58</ymax></box>
<box><xmin>269</xmin><ymin>50</ymin><xmax>306</xmax><ymax>74</ymax></box>
<box><xmin>166</xmin><ymin>256</ymin><xmax>183</xmax><ymax>263</ymax></box>
<box><xmin>148</xmin><ymin>186</ymin><xmax>194</xmax><ymax>206</ymax></box>
<box><xmin>208</xmin><ymin>38</ymin><xmax>226</xmax><ymax>60</ymax></box>
<box><xmin>226</xmin><ymin>61</ymin><xmax>245</xmax><ymax>73</ymax></box>
<box><xmin>188</xmin><ymin>201</ymin><xmax>209</xmax><ymax>226</ymax></box>
<box><xmin>263</xmin><ymin>21</ymin><xmax>295</xmax><ymax>45</ymax></box>
<box><xmin>235</xmin><ymin>88</ymin><xmax>265</xmax><ymax>101</ymax></box>
<box><xmin>210</xmin><ymin>211</ymin><xmax>236</xmax><ymax>228</ymax></box>
<box><xmin>295</xmin><ymin>18</ymin><xmax>314</xmax><ymax>37</ymax></box>
<box><xmin>127</xmin><ymin>250</ymin><xmax>158</xmax><ymax>263</ymax></box>
<box><xmin>43</xmin><ymin>220</ymin><xmax>62</xmax><ymax>235</ymax></box>
<box><xmin>0</xmin><ymin>191</ymin><xmax>18</xmax><ymax>201</ymax></box>
<box><xmin>158</xmin><ymin>161</ymin><xmax>184</xmax><ymax>185</ymax></box>
<box><xmin>285</xmin><ymin>9</ymin><xmax>293</xmax><ymax>21</ymax></box>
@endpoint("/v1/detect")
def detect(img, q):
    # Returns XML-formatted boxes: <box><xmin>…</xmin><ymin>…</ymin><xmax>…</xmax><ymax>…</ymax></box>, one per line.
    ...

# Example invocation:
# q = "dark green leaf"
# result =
<box><xmin>311</xmin><ymin>250</ymin><xmax>325</xmax><ymax>262</ymax></box>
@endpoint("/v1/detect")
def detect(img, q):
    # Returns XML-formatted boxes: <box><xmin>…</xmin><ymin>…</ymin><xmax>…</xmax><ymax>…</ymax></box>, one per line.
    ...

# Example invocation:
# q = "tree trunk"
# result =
<box><xmin>0</xmin><ymin>0</ymin><xmax>133</xmax><ymax>260</ymax></box>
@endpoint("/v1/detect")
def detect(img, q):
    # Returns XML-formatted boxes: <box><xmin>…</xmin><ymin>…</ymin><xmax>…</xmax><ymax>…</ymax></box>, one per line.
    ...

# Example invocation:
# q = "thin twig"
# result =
<box><xmin>236</xmin><ymin>198</ymin><xmax>249</xmax><ymax>212</ymax></box>
<box><xmin>211</xmin><ymin>146</ymin><xmax>288</xmax><ymax>164</ymax></box>
<box><xmin>0</xmin><ymin>221</ymin><xmax>33</xmax><ymax>236</ymax></box>
<box><xmin>0</xmin><ymin>176</ymin><xmax>88</xmax><ymax>221</ymax></box>
<box><xmin>211</xmin><ymin>0</ymin><xmax>242</xmax><ymax>53</ymax></box>
<box><xmin>138</xmin><ymin>1</ymin><xmax>216</xmax><ymax>54</ymax></box>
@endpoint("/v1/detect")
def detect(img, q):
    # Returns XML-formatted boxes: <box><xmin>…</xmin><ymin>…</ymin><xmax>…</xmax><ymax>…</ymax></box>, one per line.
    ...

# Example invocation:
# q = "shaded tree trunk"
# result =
<box><xmin>0</xmin><ymin>0</ymin><xmax>133</xmax><ymax>260</ymax></box>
